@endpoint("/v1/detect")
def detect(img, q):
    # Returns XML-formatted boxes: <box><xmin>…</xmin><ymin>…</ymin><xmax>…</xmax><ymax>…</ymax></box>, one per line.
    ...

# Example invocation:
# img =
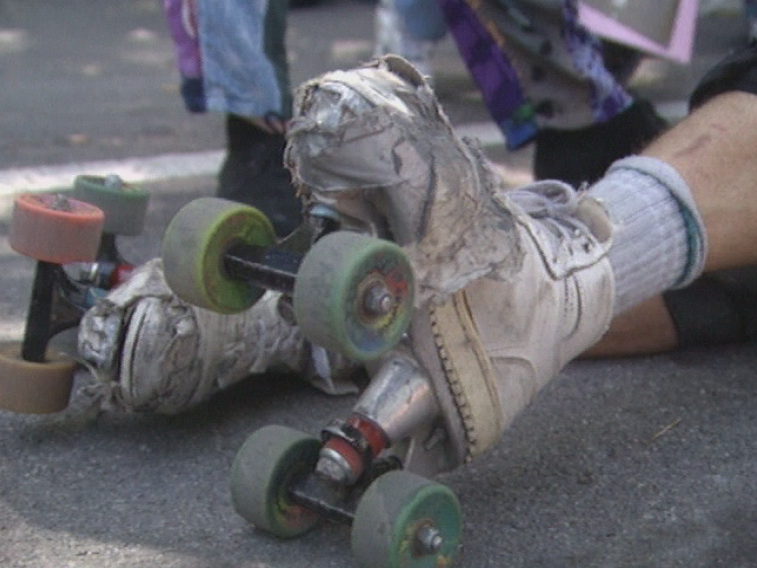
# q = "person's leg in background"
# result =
<box><xmin>436</xmin><ymin>0</ymin><xmax>668</xmax><ymax>187</ymax></box>
<box><xmin>200</xmin><ymin>0</ymin><xmax>302</xmax><ymax>237</ymax></box>
<box><xmin>164</xmin><ymin>0</ymin><xmax>302</xmax><ymax>237</ymax></box>
<box><xmin>531</xmin><ymin>0</ymin><xmax>669</xmax><ymax>186</ymax></box>
<box><xmin>372</xmin><ymin>0</ymin><xmax>447</xmax><ymax>81</ymax></box>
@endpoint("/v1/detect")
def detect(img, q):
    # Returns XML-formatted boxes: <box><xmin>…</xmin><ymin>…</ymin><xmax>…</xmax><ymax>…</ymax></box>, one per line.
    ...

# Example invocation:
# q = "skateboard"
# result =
<box><xmin>0</xmin><ymin>174</ymin><xmax>149</xmax><ymax>414</ymax></box>
<box><xmin>161</xmin><ymin>197</ymin><xmax>464</xmax><ymax>568</ymax></box>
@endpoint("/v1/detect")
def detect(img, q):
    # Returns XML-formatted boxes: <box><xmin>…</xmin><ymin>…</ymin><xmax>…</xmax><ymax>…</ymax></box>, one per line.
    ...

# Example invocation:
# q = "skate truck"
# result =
<box><xmin>0</xmin><ymin>175</ymin><xmax>149</xmax><ymax>414</ymax></box>
<box><xmin>161</xmin><ymin>196</ymin><xmax>464</xmax><ymax>568</ymax></box>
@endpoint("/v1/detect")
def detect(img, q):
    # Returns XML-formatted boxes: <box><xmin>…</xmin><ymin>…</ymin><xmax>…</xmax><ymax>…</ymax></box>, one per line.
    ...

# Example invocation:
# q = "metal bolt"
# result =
<box><xmin>415</xmin><ymin>525</ymin><xmax>443</xmax><ymax>555</ymax></box>
<box><xmin>363</xmin><ymin>284</ymin><xmax>394</xmax><ymax>316</ymax></box>
<box><xmin>309</xmin><ymin>203</ymin><xmax>340</xmax><ymax>221</ymax></box>
<box><xmin>103</xmin><ymin>174</ymin><xmax>124</xmax><ymax>189</ymax></box>
<box><xmin>315</xmin><ymin>447</ymin><xmax>358</xmax><ymax>485</ymax></box>
<box><xmin>52</xmin><ymin>193</ymin><xmax>72</xmax><ymax>211</ymax></box>
<box><xmin>78</xmin><ymin>262</ymin><xmax>99</xmax><ymax>283</ymax></box>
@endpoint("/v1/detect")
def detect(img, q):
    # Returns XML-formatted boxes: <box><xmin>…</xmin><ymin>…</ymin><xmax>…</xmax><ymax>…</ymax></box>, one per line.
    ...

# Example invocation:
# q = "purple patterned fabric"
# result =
<box><xmin>438</xmin><ymin>0</ymin><xmax>538</xmax><ymax>149</ymax></box>
<box><xmin>438</xmin><ymin>0</ymin><xmax>637</xmax><ymax>146</ymax></box>
<box><xmin>561</xmin><ymin>0</ymin><xmax>633</xmax><ymax>123</ymax></box>
<box><xmin>163</xmin><ymin>0</ymin><xmax>206</xmax><ymax>112</ymax></box>
<box><xmin>163</xmin><ymin>0</ymin><xmax>202</xmax><ymax>79</ymax></box>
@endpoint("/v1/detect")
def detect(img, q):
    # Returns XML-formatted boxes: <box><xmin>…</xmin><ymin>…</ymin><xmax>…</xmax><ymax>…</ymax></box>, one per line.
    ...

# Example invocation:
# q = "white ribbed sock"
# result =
<box><xmin>588</xmin><ymin>157</ymin><xmax>707</xmax><ymax>315</ymax></box>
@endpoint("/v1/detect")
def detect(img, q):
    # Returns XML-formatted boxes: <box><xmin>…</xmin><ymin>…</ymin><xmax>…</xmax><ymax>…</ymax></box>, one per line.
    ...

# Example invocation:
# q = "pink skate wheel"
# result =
<box><xmin>9</xmin><ymin>193</ymin><xmax>104</xmax><ymax>264</ymax></box>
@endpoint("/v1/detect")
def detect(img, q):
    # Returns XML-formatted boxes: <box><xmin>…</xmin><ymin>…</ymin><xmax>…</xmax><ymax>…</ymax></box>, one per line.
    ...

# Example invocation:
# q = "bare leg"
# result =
<box><xmin>587</xmin><ymin>91</ymin><xmax>757</xmax><ymax>358</ymax></box>
<box><xmin>583</xmin><ymin>296</ymin><xmax>678</xmax><ymax>358</ymax></box>
<box><xmin>642</xmin><ymin>91</ymin><xmax>757</xmax><ymax>272</ymax></box>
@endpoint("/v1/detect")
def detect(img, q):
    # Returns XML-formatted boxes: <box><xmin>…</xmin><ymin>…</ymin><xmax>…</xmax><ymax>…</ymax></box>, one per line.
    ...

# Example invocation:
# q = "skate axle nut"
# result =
<box><xmin>414</xmin><ymin>524</ymin><xmax>444</xmax><ymax>556</ymax></box>
<box><xmin>316</xmin><ymin>441</ymin><xmax>361</xmax><ymax>485</ymax></box>
<box><xmin>51</xmin><ymin>194</ymin><xmax>74</xmax><ymax>212</ymax></box>
<box><xmin>361</xmin><ymin>282</ymin><xmax>396</xmax><ymax>316</ymax></box>
<box><xmin>102</xmin><ymin>174</ymin><xmax>125</xmax><ymax>189</ymax></box>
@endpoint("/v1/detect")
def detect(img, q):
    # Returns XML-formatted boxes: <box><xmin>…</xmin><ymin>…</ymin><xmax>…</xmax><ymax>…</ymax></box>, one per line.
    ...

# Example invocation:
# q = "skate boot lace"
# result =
<box><xmin>506</xmin><ymin>181</ymin><xmax>602</xmax><ymax>269</ymax></box>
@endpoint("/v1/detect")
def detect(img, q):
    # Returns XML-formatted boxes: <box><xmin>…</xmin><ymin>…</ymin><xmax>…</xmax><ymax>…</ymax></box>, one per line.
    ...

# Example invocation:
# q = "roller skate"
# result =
<box><xmin>77</xmin><ymin>256</ymin><xmax>339</xmax><ymax>414</ymax></box>
<box><xmin>76</xmin><ymin>193</ymin><xmax>359</xmax><ymax>414</ymax></box>
<box><xmin>0</xmin><ymin>174</ymin><xmax>148</xmax><ymax>414</ymax></box>
<box><xmin>160</xmin><ymin>56</ymin><xmax>616</xmax><ymax>567</ymax></box>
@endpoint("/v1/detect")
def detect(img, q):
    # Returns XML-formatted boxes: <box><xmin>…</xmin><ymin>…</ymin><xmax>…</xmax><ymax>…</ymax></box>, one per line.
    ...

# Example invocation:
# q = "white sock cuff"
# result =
<box><xmin>607</xmin><ymin>156</ymin><xmax>708</xmax><ymax>288</ymax></box>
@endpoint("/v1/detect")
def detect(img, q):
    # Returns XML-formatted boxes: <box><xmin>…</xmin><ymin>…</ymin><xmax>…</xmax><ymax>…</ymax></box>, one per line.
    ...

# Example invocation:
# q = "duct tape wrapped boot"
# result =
<box><xmin>224</xmin><ymin>56</ymin><xmax>617</xmax><ymax>568</ymax></box>
<box><xmin>77</xmin><ymin>258</ymin><xmax>358</xmax><ymax>414</ymax></box>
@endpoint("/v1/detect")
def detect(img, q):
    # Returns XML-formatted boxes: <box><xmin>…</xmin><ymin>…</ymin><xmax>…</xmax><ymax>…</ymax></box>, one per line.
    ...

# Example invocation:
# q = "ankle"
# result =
<box><xmin>589</xmin><ymin>157</ymin><xmax>707</xmax><ymax>314</ymax></box>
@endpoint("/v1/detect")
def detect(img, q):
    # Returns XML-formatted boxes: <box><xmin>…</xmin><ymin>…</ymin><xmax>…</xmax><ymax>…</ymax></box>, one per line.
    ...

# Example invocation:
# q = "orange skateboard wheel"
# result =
<box><xmin>9</xmin><ymin>193</ymin><xmax>105</xmax><ymax>264</ymax></box>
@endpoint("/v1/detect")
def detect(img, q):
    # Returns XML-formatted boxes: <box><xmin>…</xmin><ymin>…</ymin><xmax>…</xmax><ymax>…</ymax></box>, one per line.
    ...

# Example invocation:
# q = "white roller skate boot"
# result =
<box><xmin>285</xmin><ymin>55</ymin><xmax>616</xmax><ymax>477</ymax></box>
<box><xmin>77</xmin><ymin>258</ymin><xmax>358</xmax><ymax>414</ymax></box>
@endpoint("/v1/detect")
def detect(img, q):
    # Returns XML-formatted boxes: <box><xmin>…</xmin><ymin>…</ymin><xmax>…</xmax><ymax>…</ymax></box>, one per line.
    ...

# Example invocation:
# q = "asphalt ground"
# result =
<box><xmin>1</xmin><ymin>1</ymin><xmax>756</xmax><ymax>567</ymax></box>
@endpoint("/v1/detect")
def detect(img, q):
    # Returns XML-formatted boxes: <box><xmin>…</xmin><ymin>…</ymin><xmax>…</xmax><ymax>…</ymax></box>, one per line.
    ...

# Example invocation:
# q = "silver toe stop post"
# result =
<box><xmin>316</xmin><ymin>353</ymin><xmax>457</xmax><ymax>486</ymax></box>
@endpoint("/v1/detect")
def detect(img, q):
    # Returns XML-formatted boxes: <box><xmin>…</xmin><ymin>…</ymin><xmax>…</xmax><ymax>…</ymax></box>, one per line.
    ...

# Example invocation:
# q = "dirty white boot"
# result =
<box><xmin>286</xmin><ymin>56</ymin><xmax>616</xmax><ymax>465</ymax></box>
<box><xmin>78</xmin><ymin>258</ymin><xmax>358</xmax><ymax>414</ymax></box>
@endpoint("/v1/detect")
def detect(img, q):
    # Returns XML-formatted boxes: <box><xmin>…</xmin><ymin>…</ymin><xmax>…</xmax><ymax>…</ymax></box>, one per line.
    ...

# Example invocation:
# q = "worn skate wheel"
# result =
<box><xmin>292</xmin><ymin>232</ymin><xmax>414</xmax><ymax>361</ymax></box>
<box><xmin>351</xmin><ymin>470</ymin><xmax>462</xmax><ymax>568</ymax></box>
<box><xmin>0</xmin><ymin>342</ymin><xmax>77</xmax><ymax>414</ymax></box>
<box><xmin>9</xmin><ymin>193</ymin><xmax>104</xmax><ymax>264</ymax></box>
<box><xmin>73</xmin><ymin>174</ymin><xmax>149</xmax><ymax>236</ymax></box>
<box><xmin>161</xmin><ymin>197</ymin><xmax>276</xmax><ymax>314</ymax></box>
<box><xmin>230</xmin><ymin>425</ymin><xmax>320</xmax><ymax>538</ymax></box>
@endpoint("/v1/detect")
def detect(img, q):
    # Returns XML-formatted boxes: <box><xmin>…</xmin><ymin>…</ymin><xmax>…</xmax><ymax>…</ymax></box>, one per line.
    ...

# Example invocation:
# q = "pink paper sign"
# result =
<box><xmin>577</xmin><ymin>0</ymin><xmax>699</xmax><ymax>63</ymax></box>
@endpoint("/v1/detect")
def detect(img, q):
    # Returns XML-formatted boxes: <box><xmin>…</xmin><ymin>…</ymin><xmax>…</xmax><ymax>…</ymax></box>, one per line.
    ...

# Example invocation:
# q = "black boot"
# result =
<box><xmin>533</xmin><ymin>99</ymin><xmax>668</xmax><ymax>187</ymax></box>
<box><xmin>218</xmin><ymin>114</ymin><xmax>303</xmax><ymax>237</ymax></box>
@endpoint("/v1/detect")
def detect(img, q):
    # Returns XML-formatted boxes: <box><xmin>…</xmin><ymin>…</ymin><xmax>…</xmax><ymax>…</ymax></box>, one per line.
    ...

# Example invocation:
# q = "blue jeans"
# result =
<box><xmin>164</xmin><ymin>0</ymin><xmax>292</xmax><ymax>118</ymax></box>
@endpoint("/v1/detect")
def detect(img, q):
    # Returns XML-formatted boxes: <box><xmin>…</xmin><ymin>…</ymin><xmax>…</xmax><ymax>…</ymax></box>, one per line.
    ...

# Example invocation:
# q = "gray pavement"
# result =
<box><xmin>1</xmin><ymin>1</ymin><xmax>757</xmax><ymax>567</ymax></box>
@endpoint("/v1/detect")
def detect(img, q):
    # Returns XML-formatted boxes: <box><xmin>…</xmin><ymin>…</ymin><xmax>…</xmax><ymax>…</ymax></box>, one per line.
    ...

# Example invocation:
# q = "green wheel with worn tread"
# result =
<box><xmin>161</xmin><ymin>197</ymin><xmax>276</xmax><ymax>313</ymax></box>
<box><xmin>292</xmin><ymin>231</ymin><xmax>414</xmax><ymax>361</ymax></box>
<box><xmin>73</xmin><ymin>174</ymin><xmax>149</xmax><ymax>236</ymax></box>
<box><xmin>230</xmin><ymin>425</ymin><xmax>321</xmax><ymax>539</ymax></box>
<box><xmin>351</xmin><ymin>470</ymin><xmax>462</xmax><ymax>568</ymax></box>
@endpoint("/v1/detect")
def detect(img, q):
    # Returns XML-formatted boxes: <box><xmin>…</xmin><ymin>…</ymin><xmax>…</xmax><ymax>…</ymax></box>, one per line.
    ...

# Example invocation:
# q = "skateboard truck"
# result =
<box><xmin>162</xmin><ymin>197</ymin><xmax>416</xmax><ymax>362</ymax></box>
<box><xmin>227</xmin><ymin>352</ymin><xmax>461</xmax><ymax>567</ymax></box>
<box><xmin>317</xmin><ymin>354</ymin><xmax>441</xmax><ymax>484</ymax></box>
<box><xmin>0</xmin><ymin>175</ymin><xmax>149</xmax><ymax>414</ymax></box>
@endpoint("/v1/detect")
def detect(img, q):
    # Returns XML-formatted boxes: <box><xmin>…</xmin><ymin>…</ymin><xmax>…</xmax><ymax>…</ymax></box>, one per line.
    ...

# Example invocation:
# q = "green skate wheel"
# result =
<box><xmin>292</xmin><ymin>232</ymin><xmax>414</xmax><ymax>361</ymax></box>
<box><xmin>161</xmin><ymin>197</ymin><xmax>276</xmax><ymax>314</ymax></box>
<box><xmin>351</xmin><ymin>470</ymin><xmax>462</xmax><ymax>568</ymax></box>
<box><xmin>73</xmin><ymin>174</ymin><xmax>149</xmax><ymax>236</ymax></box>
<box><xmin>230</xmin><ymin>425</ymin><xmax>321</xmax><ymax>539</ymax></box>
